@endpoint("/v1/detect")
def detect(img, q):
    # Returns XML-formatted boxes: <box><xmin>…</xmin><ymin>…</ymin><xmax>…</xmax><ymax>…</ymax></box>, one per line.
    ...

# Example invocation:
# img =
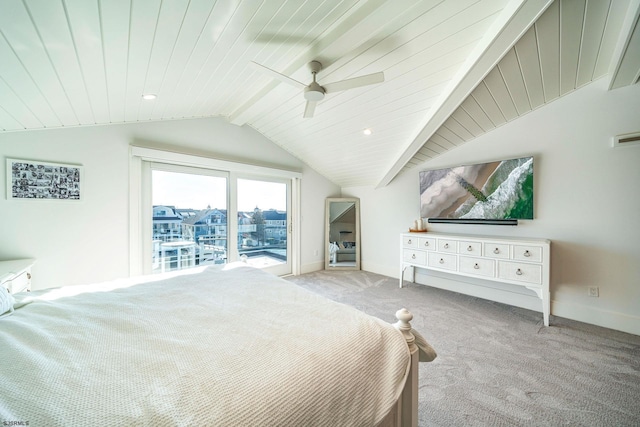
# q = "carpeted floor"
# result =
<box><xmin>285</xmin><ymin>270</ymin><xmax>640</xmax><ymax>427</ymax></box>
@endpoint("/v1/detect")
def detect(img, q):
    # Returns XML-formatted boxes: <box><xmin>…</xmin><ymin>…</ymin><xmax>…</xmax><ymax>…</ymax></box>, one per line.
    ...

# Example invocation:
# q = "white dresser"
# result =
<box><xmin>0</xmin><ymin>259</ymin><xmax>35</xmax><ymax>294</ymax></box>
<box><xmin>400</xmin><ymin>233</ymin><xmax>550</xmax><ymax>326</ymax></box>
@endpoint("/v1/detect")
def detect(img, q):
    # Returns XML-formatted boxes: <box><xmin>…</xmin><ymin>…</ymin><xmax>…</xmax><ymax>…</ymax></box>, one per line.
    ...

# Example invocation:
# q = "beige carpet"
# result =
<box><xmin>285</xmin><ymin>270</ymin><xmax>640</xmax><ymax>427</ymax></box>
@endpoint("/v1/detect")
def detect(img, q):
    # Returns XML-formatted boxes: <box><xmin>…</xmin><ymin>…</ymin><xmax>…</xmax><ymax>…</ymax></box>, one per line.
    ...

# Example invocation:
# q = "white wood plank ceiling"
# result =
<box><xmin>391</xmin><ymin>0</ymin><xmax>640</xmax><ymax>182</ymax></box>
<box><xmin>0</xmin><ymin>0</ymin><xmax>638</xmax><ymax>188</ymax></box>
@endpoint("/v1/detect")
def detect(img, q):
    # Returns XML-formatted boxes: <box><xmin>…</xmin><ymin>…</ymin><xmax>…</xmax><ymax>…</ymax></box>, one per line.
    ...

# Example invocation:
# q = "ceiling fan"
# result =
<box><xmin>250</xmin><ymin>60</ymin><xmax>384</xmax><ymax>118</ymax></box>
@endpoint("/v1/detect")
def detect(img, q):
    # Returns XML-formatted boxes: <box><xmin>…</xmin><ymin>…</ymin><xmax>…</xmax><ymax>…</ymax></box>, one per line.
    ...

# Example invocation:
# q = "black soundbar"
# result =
<box><xmin>427</xmin><ymin>218</ymin><xmax>518</xmax><ymax>226</ymax></box>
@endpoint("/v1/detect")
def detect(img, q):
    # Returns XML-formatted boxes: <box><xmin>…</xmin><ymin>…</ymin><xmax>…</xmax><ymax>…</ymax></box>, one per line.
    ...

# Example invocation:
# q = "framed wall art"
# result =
<box><xmin>6</xmin><ymin>158</ymin><xmax>83</xmax><ymax>201</ymax></box>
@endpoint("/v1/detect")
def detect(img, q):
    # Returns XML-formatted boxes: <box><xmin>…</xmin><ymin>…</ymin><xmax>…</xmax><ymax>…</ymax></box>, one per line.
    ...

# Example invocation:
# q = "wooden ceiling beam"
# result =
<box><xmin>375</xmin><ymin>0</ymin><xmax>554</xmax><ymax>188</ymax></box>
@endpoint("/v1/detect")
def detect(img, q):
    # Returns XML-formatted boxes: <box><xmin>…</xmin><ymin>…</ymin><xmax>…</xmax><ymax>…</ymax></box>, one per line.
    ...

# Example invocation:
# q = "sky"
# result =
<box><xmin>152</xmin><ymin>171</ymin><xmax>286</xmax><ymax>211</ymax></box>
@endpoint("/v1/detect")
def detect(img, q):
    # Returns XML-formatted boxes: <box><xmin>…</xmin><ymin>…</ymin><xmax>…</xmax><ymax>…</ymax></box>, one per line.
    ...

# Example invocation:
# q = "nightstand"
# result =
<box><xmin>0</xmin><ymin>259</ymin><xmax>35</xmax><ymax>294</ymax></box>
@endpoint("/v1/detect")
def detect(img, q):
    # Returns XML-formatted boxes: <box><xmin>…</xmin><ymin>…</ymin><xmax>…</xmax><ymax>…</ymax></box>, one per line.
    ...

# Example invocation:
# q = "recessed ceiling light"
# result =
<box><xmin>142</xmin><ymin>93</ymin><xmax>157</xmax><ymax>100</ymax></box>
<box><xmin>363</xmin><ymin>128</ymin><xmax>372</xmax><ymax>136</ymax></box>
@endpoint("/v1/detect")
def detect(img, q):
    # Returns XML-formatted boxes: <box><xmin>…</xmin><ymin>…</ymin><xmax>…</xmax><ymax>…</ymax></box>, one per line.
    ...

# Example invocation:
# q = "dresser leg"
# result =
<box><xmin>543</xmin><ymin>291</ymin><xmax>550</xmax><ymax>326</ymax></box>
<box><xmin>399</xmin><ymin>265</ymin><xmax>415</xmax><ymax>288</ymax></box>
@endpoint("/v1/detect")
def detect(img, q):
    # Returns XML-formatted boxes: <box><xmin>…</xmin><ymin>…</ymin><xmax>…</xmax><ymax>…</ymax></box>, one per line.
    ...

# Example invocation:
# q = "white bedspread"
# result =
<box><xmin>0</xmin><ymin>264</ymin><xmax>410</xmax><ymax>426</ymax></box>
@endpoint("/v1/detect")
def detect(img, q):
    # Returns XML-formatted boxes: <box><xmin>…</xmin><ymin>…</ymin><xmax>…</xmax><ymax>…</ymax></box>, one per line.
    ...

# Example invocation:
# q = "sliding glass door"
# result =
<box><xmin>150</xmin><ymin>164</ymin><xmax>228</xmax><ymax>274</ymax></box>
<box><xmin>142</xmin><ymin>162</ymin><xmax>293</xmax><ymax>276</ymax></box>
<box><xmin>236</xmin><ymin>177</ymin><xmax>291</xmax><ymax>276</ymax></box>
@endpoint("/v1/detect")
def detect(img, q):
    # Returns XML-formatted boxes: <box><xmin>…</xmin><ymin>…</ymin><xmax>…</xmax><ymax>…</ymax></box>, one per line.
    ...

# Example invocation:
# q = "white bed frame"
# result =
<box><xmin>379</xmin><ymin>308</ymin><xmax>420</xmax><ymax>427</ymax></box>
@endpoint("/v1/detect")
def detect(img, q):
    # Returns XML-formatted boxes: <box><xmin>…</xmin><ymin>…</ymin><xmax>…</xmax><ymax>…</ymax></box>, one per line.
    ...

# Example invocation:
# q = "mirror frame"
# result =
<box><xmin>325</xmin><ymin>197</ymin><xmax>360</xmax><ymax>270</ymax></box>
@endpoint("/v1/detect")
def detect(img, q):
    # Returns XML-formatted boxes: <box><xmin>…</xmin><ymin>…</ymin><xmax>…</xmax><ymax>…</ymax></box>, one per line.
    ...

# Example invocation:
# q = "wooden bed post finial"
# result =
<box><xmin>394</xmin><ymin>308</ymin><xmax>416</xmax><ymax>352</ymax></box>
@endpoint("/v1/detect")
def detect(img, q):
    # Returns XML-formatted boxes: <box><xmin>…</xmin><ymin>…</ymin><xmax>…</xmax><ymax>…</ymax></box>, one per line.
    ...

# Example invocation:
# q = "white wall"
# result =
<box><xmin>0</xmin><ymin>117</ymin><xmax>339</xmax><ymax>288</ymax></box>
<box><xmin>345</xmin><ymin>79</ymin><xmax>640</xmax><ymax>335</ymax></box>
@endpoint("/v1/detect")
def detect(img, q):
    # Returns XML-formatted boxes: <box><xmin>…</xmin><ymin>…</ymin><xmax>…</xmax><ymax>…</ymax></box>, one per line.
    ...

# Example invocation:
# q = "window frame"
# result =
<box><xmin>234</xmin><ymin>174</ymin><xmax>292</xmax><ymax>276</ymax></box>
<box><xmin>129</xmin><ymin>146</ymin><xmax>301</xmax><ymax>277</ymax></box>
<box><xmin>147</xmin><ymin>162</ymin><xmax>229</xmax><ymax>275</ymax></box>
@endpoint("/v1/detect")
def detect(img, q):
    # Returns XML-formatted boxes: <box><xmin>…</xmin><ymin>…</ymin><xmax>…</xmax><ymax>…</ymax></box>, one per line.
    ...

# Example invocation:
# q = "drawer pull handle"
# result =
<box><xmin>439</xmin><ymin>258</ymin><xmax>444</xmax><ymax>264</ymax></box>
<box><xmin>516</xmin><ymin>268</ymin><xmax>523</xmax><ymax>275</ymax></box>
<box><xmin>444</xmin><ymin>243</ymin><xmax>449</xmax><ymax>249</ymax></box>
<box><xmin>474</xmin><ymin>263</ymin><xmax>479</xmax><ymax>269</ymax></box>
<box><xmin>467</xmin><ymin>245</ymin><xmax>472</xmax><ymax>251</ymax></box>
<box><xmin>424</xmin><ymin>242</ymin><xmax>429</xmax><ymax>247</ymax></box>
<box><xmin>27</xmin><ymin>273</ymin><xmax>32</xmax><ymax>280</ymax></box>
<box><xmin>524</xmin><ymin>250</ymin><xmax>531</xmax><ymax>257</ymax></box>
<box><xmin>411</xmin><ymin>254</ymin><xmax>416</xmax><ymax>259</ymax></box>
<box><xmin>407</xmin><ymin>239</ymin><xmax>412</xmax><ymax>245</ymax></box>
<box><xmin>493</xmin><ymin>248</ymin><xmax>500</xmax><ymax>254</ymax></box>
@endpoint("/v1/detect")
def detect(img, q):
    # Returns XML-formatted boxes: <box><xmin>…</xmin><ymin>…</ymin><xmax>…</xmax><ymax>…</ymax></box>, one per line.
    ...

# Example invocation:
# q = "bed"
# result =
<box><xmin>0</xmin><ymin>262</ymin><xmax>435</xmax><ymax>426</ymax></box>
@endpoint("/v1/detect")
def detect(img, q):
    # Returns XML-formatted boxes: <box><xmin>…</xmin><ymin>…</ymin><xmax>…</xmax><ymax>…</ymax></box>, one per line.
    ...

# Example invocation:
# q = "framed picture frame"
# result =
<box><xmin>6</xmin><ymin>158</ymin><xmax>83</xmax><ymax>201</ymax></box>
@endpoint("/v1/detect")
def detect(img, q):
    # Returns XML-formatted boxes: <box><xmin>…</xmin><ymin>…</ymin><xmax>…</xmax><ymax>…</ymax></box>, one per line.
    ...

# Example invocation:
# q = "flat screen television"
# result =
<box><xmin>419</xmin><ymin>156</ymin><xmax>533</xmax><ymax>225</ymax></box>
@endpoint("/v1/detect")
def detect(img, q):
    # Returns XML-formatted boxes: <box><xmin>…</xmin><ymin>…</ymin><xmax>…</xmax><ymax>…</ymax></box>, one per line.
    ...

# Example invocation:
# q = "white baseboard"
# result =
<box><xmin>362</xmin><ymin>262</ymin><xmax>639</xmax><ymax>336</ymax></box>
<box><xmin>300</xmin><ymin>260</ymin><xmax>324</xmax><ymax>275</ymax></box>
<box><xmin>412</xmin><ymin>270</ymin><xmax>543</xmax><ymax>313</ymax></box>
<box><xmin>412</xmin><ymin>271</ymin><xmax>640</xmax><ymax>336</ymax></box>
<box><xmin>361</xmin><ymin>261</ymin><xmax>397</xmax><ymax>279</ymax></box>
<box><xmin>551</xmin><ymin>300</ymin><xmax>640</xmax><ymax>336</ymax></box>
<box><xmin>363</xmin><ymin>262</ymin><xmax>542</xmax><ymax>313</ymax></box>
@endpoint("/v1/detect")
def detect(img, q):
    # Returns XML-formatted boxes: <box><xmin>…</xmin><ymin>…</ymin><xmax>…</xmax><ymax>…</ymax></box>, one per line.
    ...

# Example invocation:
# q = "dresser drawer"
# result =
<box><xmin>437</xmin><ymin>239</ymin><xmax>457</xmax><ymax>253</ymax></box>
<box><xmin>402</xmin><ymin>235</ymin><xmax>419</xmax><ymax>248</ymax></box>
<box><xmin>484</xmin><ymin>242</ymin><xmax>510</xmax><ymax>259</ymax></box>
<box><xmin>458</xmin><ymin>241</ymin><xmax>482</xmax><ymax>256</ymax></box>
<box><xmin>5</xmin><ymin>271</ymin><xmax>31</xmax><ymax>293</ymax></box>
<box><xmin>403</xmin><ymin>249</ymin><xmax>426</xmax><ymax>265</ymax></box>
<box><xmin>428</xmin><ymin>253</ymin><xmax>457</xmax><ymax>271</ymax></box>
<box><xmin>0</xmin><ymin>259</ymin><xmax>35</xmax><ymax>294</ymax></box>
<box><xmin>459</xmin><ymin>256</ymin><xmax>495</xmax><ymax>278</ymax></box>
<box><xmin>513</xmin><ymin>245</ymin><xmax>542</xmax><ymax>262</ymax></box>
<box><xmin>498</xmin><ymin>261</ymin><xmax>542</xmax><ymax>285</ymax></box>
<box><xmin>418</xmin><ymin>237</ymin><xmax>436</xmax><ymax>251</ymax></box>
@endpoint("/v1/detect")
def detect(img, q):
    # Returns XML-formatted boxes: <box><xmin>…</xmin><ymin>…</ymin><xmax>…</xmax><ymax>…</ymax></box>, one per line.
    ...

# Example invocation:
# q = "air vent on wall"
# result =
<box><xmin>612</xmin><ymin>132</ymin><xmax>640</xmax><ymax>148</ymax></box>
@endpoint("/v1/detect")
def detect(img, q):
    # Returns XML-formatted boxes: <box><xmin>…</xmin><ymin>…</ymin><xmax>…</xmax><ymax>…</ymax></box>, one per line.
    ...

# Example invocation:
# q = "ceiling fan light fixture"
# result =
<box><xmin>304</xmin><ymin>83</ymin><xmax>325</xmax><ymax>101</ymax></box>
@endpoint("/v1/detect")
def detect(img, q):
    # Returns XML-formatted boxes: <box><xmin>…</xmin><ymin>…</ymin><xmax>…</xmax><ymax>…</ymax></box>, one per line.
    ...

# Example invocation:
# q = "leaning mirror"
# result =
<box><xmin>325</xmin><ymin>197</ymin><xmax>360</xmax><ymax>270</ymax></box>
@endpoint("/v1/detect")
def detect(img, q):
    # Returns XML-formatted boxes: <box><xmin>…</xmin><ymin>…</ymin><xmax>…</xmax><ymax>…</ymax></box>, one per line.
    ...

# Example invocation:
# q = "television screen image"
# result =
<box><xmin>419</xmin><ymin>156</ymin><xmax>533</xmax><ymax>221</ymax></box>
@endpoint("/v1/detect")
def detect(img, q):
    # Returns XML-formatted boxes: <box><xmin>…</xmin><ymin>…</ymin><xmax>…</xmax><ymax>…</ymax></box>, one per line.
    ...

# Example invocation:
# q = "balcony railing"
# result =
<box><xmin>152</xmin><ymin>237</ymin><xmax>286</xmax><ymax>274</ymax></box>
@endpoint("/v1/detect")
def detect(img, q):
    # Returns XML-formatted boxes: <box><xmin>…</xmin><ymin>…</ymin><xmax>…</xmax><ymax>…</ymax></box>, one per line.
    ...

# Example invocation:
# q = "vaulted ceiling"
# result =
<box><xmin>0</xmin><ymin>0</ymin><xmax>638</xmax><ymax>188</ymax></box>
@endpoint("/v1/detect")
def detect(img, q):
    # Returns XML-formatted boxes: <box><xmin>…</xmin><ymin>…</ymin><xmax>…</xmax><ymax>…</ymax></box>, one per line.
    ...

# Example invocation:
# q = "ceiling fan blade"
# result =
<box><xmin>250</xmin><ymin>61</ymin><xmax>306</xmax><ymax>89</ymax></box>
<box><xmin>303</xmin><ymin>101</ymin><xmax>317</xmax><ymax>118</ymax></box>
<box><xmin>323</xmin><ymin>72</ymin><xmax>384</xmax><ymax>94</ymax></box>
